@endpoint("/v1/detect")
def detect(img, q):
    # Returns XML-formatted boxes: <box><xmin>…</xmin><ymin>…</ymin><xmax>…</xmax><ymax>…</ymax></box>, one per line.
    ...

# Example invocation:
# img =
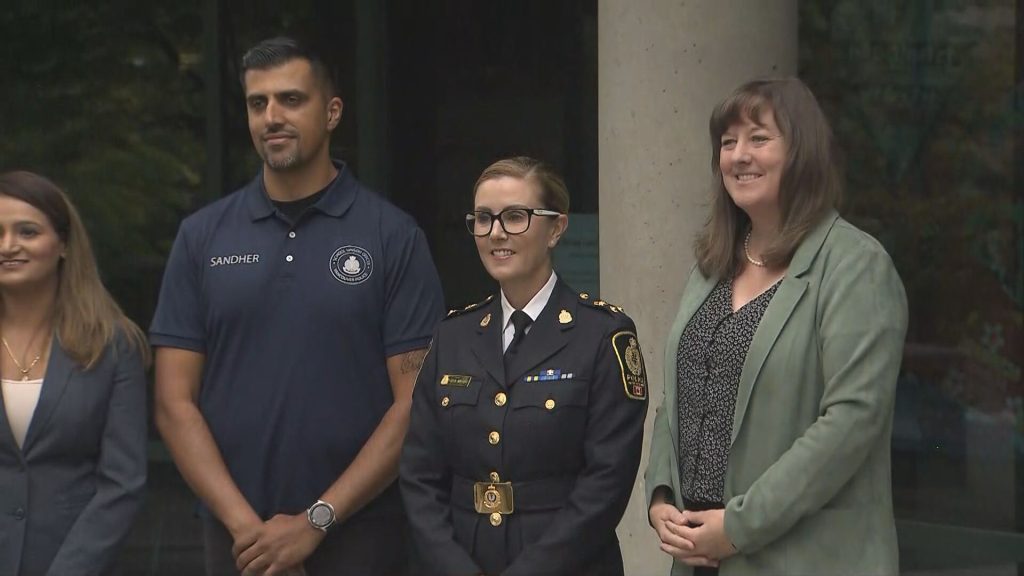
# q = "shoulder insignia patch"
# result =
<box><xmin>611</xmin><ymin>331</ymin><xmax>647</xmax><ymax>400</ymax></box>
<box><xmin>446</xmin><ymin>294</ymin><xmax>496</xmax><ymax>319</ymax></box>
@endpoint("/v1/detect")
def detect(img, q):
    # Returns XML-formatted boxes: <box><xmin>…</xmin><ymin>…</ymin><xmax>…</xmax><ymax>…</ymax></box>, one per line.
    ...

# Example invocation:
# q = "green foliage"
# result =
<box><xmin>0</xmin><ymin>0</ymin><xmax>207</xmax><ymax>325</ymax></box>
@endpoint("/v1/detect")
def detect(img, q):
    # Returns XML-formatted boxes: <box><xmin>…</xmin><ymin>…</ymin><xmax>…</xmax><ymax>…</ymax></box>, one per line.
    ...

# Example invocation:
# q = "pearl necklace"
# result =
<box><xmin>744</xmin><ymin>230</ymin><xmax>767</xmax><ymax>268</ymax></box>
<box><xmin>2</xmin><ymin>336</ymin><xmax>42</xmax><ymax>381</ymax></box>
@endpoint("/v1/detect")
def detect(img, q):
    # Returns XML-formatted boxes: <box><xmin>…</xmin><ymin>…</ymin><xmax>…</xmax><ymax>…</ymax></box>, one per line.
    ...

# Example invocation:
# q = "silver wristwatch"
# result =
<box><xmin>306</xmin><ymin>499</ymin><xmax>336</xmax><ymax>532</ymax></box>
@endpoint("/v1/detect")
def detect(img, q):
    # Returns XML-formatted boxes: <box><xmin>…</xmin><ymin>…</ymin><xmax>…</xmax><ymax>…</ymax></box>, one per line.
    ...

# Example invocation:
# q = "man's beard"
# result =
<box><xmin>264</xmin><ymin>149</ymin><xmax>300</xmax><ymax>170</ymax></box>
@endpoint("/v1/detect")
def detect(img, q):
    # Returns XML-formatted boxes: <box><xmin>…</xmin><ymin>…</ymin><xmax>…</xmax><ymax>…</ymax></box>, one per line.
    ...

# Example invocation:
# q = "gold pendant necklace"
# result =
<box><xmin>2</xmin><ymin>336</ymin><xmax>42</xmax><ymax>382</ymax></box>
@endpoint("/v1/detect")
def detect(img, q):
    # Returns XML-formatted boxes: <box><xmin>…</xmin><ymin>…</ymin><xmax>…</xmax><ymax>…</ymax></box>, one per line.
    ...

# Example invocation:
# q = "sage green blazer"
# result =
<box><xmin>645</xmin><ymin>212</ymin><xmax>908</xmax><ymax>576</ymax></box>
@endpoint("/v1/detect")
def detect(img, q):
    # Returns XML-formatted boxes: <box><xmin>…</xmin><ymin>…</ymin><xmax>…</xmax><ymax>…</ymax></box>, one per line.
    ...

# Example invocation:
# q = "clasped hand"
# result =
<box><xmin>232</xmin><ymin>513</ymin><xmax>325</xmax><ymax>576</ymax></box>
<box><xmin>649</xmin><ymin>503</ymin><xmax>737</xmax><ymax>568</ymax></box>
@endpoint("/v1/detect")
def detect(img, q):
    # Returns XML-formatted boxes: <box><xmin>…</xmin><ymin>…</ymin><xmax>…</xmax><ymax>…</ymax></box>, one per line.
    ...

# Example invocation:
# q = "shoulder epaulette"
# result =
<box><xmin>446</xmin><ymin>294</ymin><xmax>496</xmax><ymax>319</ymax></box>
<box><xmin>577</xmin><ymin>292</ymin><xmax>625</xmax><ymax>314</ymax></box>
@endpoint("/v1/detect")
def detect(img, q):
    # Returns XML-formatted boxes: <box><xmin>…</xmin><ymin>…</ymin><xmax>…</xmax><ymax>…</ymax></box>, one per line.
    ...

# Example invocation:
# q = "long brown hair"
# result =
<box><xmin>694</xmin><ymin>77</ymin><xmax>843</xmax><ymax>278</ymax></box>
<box><xmin>0</xmin><ymin>171</ymin><xmax>149</xmax><ymax>368</ymax></box>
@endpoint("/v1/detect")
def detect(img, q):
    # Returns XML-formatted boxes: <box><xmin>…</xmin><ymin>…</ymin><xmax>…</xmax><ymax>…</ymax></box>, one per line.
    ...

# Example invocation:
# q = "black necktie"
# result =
<box><xmin>505</xmin><ymin>310</ymin><xmax>532</xmax><ymax>360</ymax></box>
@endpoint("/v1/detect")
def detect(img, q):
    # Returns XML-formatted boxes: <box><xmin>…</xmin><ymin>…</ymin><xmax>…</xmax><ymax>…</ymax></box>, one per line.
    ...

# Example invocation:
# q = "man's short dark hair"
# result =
<box><xmin>240</xmin><ymin>36</ymin><xmax>337</xmax><ymax>97</ymax></box>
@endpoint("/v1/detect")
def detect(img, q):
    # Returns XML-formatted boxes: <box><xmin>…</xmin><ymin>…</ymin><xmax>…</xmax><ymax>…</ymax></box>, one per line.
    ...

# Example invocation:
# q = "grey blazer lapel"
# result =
<box><xmin>0</xmin><ymin>381</ymin><xmax>25</xmax><ymax>459</ymax></box>
<box><xmin>21</xmin><ymin>335</ymin><xmax>74</xmax><ymax>455</ymax></box>
<box><xmin>730</xmin><ymin>212</ymin><xmax>839</xmax><ymax>445</ymax></box>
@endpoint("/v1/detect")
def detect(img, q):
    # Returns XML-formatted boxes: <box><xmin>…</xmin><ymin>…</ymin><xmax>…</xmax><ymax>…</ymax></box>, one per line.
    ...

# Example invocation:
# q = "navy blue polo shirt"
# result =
<box><xmin>150</xmin><ymin>161</ymin><xmax>444</xmax><ymax>519</ymax></box>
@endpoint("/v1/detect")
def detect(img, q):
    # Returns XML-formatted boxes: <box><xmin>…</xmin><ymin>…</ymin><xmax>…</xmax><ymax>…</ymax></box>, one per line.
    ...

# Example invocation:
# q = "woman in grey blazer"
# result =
<box><xmin>0</xmin><ymin>171</ymin><xmax>149</xmax><ymax>576</ymax></box>
<box><xmin>645</xmin><ymin>78</ymin><xmax>908</xmax><ymax>575</ymax></box>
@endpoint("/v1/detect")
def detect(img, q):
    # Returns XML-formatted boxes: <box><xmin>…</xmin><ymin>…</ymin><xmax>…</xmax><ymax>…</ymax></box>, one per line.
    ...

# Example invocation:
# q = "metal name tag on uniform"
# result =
<box><xmin>440</xmin><ymin>374</ymin><xmax>472</xmax><ymax>387</ymax></box>
<box><xmin>524</xmin><ymin>369</ymin><xmax>574</xmax><ymax>383</ymax></box>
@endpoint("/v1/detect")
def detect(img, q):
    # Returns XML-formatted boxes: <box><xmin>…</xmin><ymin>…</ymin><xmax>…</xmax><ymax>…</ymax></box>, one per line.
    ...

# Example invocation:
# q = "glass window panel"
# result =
<box><xmin>800</xmin><ymin>0</ymin><xmax>1024</xmax><ymax>572</ymax></box>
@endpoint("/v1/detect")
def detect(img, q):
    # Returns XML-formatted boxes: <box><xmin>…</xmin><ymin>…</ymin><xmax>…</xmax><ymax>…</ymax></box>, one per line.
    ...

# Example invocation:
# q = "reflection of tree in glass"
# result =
<box><xmin>801</xmin><ymin>0</ymin><xmax>1022</xmax><ymax>417</ymax></box>
<box><xmin>0</xmin><ymin>1</ymin><xmax>209</xmax><ymax>326</ymax></box>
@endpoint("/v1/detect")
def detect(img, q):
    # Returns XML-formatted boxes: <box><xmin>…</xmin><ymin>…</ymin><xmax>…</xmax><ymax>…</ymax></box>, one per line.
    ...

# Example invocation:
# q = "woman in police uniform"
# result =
<box><xmin>400</xmin><ymin>157</ymin><xmax>648</xmax><ymax>576</ymax></box>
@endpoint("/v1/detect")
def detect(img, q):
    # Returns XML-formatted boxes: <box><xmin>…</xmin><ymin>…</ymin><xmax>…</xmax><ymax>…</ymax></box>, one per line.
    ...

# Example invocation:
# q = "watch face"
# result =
<box><xmin>310</xmin><ymin>504</ymin><xmax>333</xmax><ymax>527</ymax></box>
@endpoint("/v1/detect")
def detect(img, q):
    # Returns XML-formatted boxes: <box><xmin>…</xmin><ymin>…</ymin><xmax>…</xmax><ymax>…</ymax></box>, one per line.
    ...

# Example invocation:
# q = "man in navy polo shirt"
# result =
<box><xmin>151</xmin><ymin>36</ymin><xmax>444</xmax><ymax>576</ymax></box>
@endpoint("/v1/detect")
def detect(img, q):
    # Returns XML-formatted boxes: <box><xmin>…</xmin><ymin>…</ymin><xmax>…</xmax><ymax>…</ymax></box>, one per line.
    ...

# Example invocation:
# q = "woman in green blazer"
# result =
<box><xmin>645</xmin><ymin>77</ymin><xmax>908</xmax><ymax>576</ymax></box>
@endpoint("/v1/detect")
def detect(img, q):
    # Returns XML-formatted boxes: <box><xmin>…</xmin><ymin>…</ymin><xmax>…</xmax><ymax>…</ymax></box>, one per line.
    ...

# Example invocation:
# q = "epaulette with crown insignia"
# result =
<box><xmin>446</xmin><ymin>294</ymin><xmax>496</xmax><ymax>319</ymax></box>
<box><xmin>577</xmin><ymin>292</ymin><xmax>625</xmax><ymax>314</ymax></box>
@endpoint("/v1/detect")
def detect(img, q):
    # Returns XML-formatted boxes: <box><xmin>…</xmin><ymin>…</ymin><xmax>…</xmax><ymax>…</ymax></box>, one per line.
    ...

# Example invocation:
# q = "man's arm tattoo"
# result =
<box><xmin>398</xmin><ymin>348</ymin><xmax>428</xmax><ymax>375</ymax></box>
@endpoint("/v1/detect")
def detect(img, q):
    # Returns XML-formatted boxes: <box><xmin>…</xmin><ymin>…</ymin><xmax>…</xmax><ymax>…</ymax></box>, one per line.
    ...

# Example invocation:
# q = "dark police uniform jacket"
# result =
<box><xmin>400</xmin><ymin>279</ymin><xmax>648</xmax><ymax>576</ymax></box>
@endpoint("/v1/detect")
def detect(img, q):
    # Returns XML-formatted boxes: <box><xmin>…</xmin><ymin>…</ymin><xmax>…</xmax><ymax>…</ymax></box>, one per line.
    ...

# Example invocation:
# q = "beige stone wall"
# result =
<box><xmin>598</xmin><ymin>2</ymin><xmax>797</xmax><ymax>573</ymax></box>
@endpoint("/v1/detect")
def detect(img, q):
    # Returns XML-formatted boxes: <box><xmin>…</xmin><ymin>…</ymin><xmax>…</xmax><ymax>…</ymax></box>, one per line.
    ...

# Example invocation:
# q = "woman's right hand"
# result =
<box><xmin>649</xmin><ymin>501</ymin><xmax>720</xmax><ymax>568</ymax></box>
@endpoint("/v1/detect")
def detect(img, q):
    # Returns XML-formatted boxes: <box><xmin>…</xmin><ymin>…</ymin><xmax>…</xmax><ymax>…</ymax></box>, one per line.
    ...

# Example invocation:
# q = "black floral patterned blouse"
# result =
<box><xmin>676</xmin><ymin>278</ymin><xmax>779</xmax><ymax>505</ymax></box>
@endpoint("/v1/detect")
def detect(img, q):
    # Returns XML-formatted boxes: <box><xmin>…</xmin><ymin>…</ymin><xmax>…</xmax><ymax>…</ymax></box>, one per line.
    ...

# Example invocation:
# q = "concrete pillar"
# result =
<box><xmin>598</xmin><ymin>1</ymin><xmax>797</xmax><ymax>573</ymax></box>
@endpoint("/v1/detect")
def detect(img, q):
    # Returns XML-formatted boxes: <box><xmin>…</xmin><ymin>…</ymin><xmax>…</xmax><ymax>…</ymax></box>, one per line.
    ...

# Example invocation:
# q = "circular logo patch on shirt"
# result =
<box><xmin>330</xmin><ymin>245</ymin><xmax>373</xmax><ymax>285</ymax></box>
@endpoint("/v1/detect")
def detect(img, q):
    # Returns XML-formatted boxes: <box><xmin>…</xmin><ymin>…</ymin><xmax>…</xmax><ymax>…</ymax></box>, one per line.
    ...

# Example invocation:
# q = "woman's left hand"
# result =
<box><xmin>676</xmin><ymin>509</ymin><xmax>738</xmax><ymax>564</ymax></box>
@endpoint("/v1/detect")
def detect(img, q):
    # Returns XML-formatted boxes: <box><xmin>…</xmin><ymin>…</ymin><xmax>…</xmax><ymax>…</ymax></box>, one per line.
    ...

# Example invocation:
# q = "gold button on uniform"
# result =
<box><xmin>494</xmin><ymin>392</ymin><xmax>507</xmax><ymax>406</ymax></box>
<box><xmin>488</xmin><ymin>431</ymin><xmax>500</xmax><ymax>445</ymax></box>
<box><xmin>489</xmin><ymin>512</ymin><xmax>503</xmax><ymax>526</ymax></box>
<box><xmin>441</xmin><ymin>396</ymin><xmax>450</xmax><ymax>407</ymax></box>
<box><xmin>489</xmin><ymin>471</ymin><xmax>501</xmax><ymax>482</ymax></box>
<box><xmin>544</xmin><ymin>398</ymin><xmax>556</xmax><ymax>410</ymax></box>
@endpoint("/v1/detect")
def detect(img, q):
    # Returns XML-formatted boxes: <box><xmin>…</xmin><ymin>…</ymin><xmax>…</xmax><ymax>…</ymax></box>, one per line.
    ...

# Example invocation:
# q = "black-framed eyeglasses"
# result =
<box><xmin>465</xmin><ymin>208</ymin><xmax>562</xmax><ymax>237</ymax></box>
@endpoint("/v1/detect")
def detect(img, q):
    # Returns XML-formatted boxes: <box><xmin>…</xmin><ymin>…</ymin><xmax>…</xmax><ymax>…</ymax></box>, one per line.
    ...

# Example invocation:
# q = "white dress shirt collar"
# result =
<box><xmin>500</xmin><ymin>271</ymin><xmax>558</xmax><ymax>351</ymax></box>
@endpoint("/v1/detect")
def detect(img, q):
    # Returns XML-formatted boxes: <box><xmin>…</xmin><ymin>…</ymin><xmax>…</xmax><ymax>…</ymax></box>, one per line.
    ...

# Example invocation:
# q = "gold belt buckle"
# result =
<box><xmin>473</xmin><ymin>481</ymin><xmax>514</xmax><ymax>515</ymax></box>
